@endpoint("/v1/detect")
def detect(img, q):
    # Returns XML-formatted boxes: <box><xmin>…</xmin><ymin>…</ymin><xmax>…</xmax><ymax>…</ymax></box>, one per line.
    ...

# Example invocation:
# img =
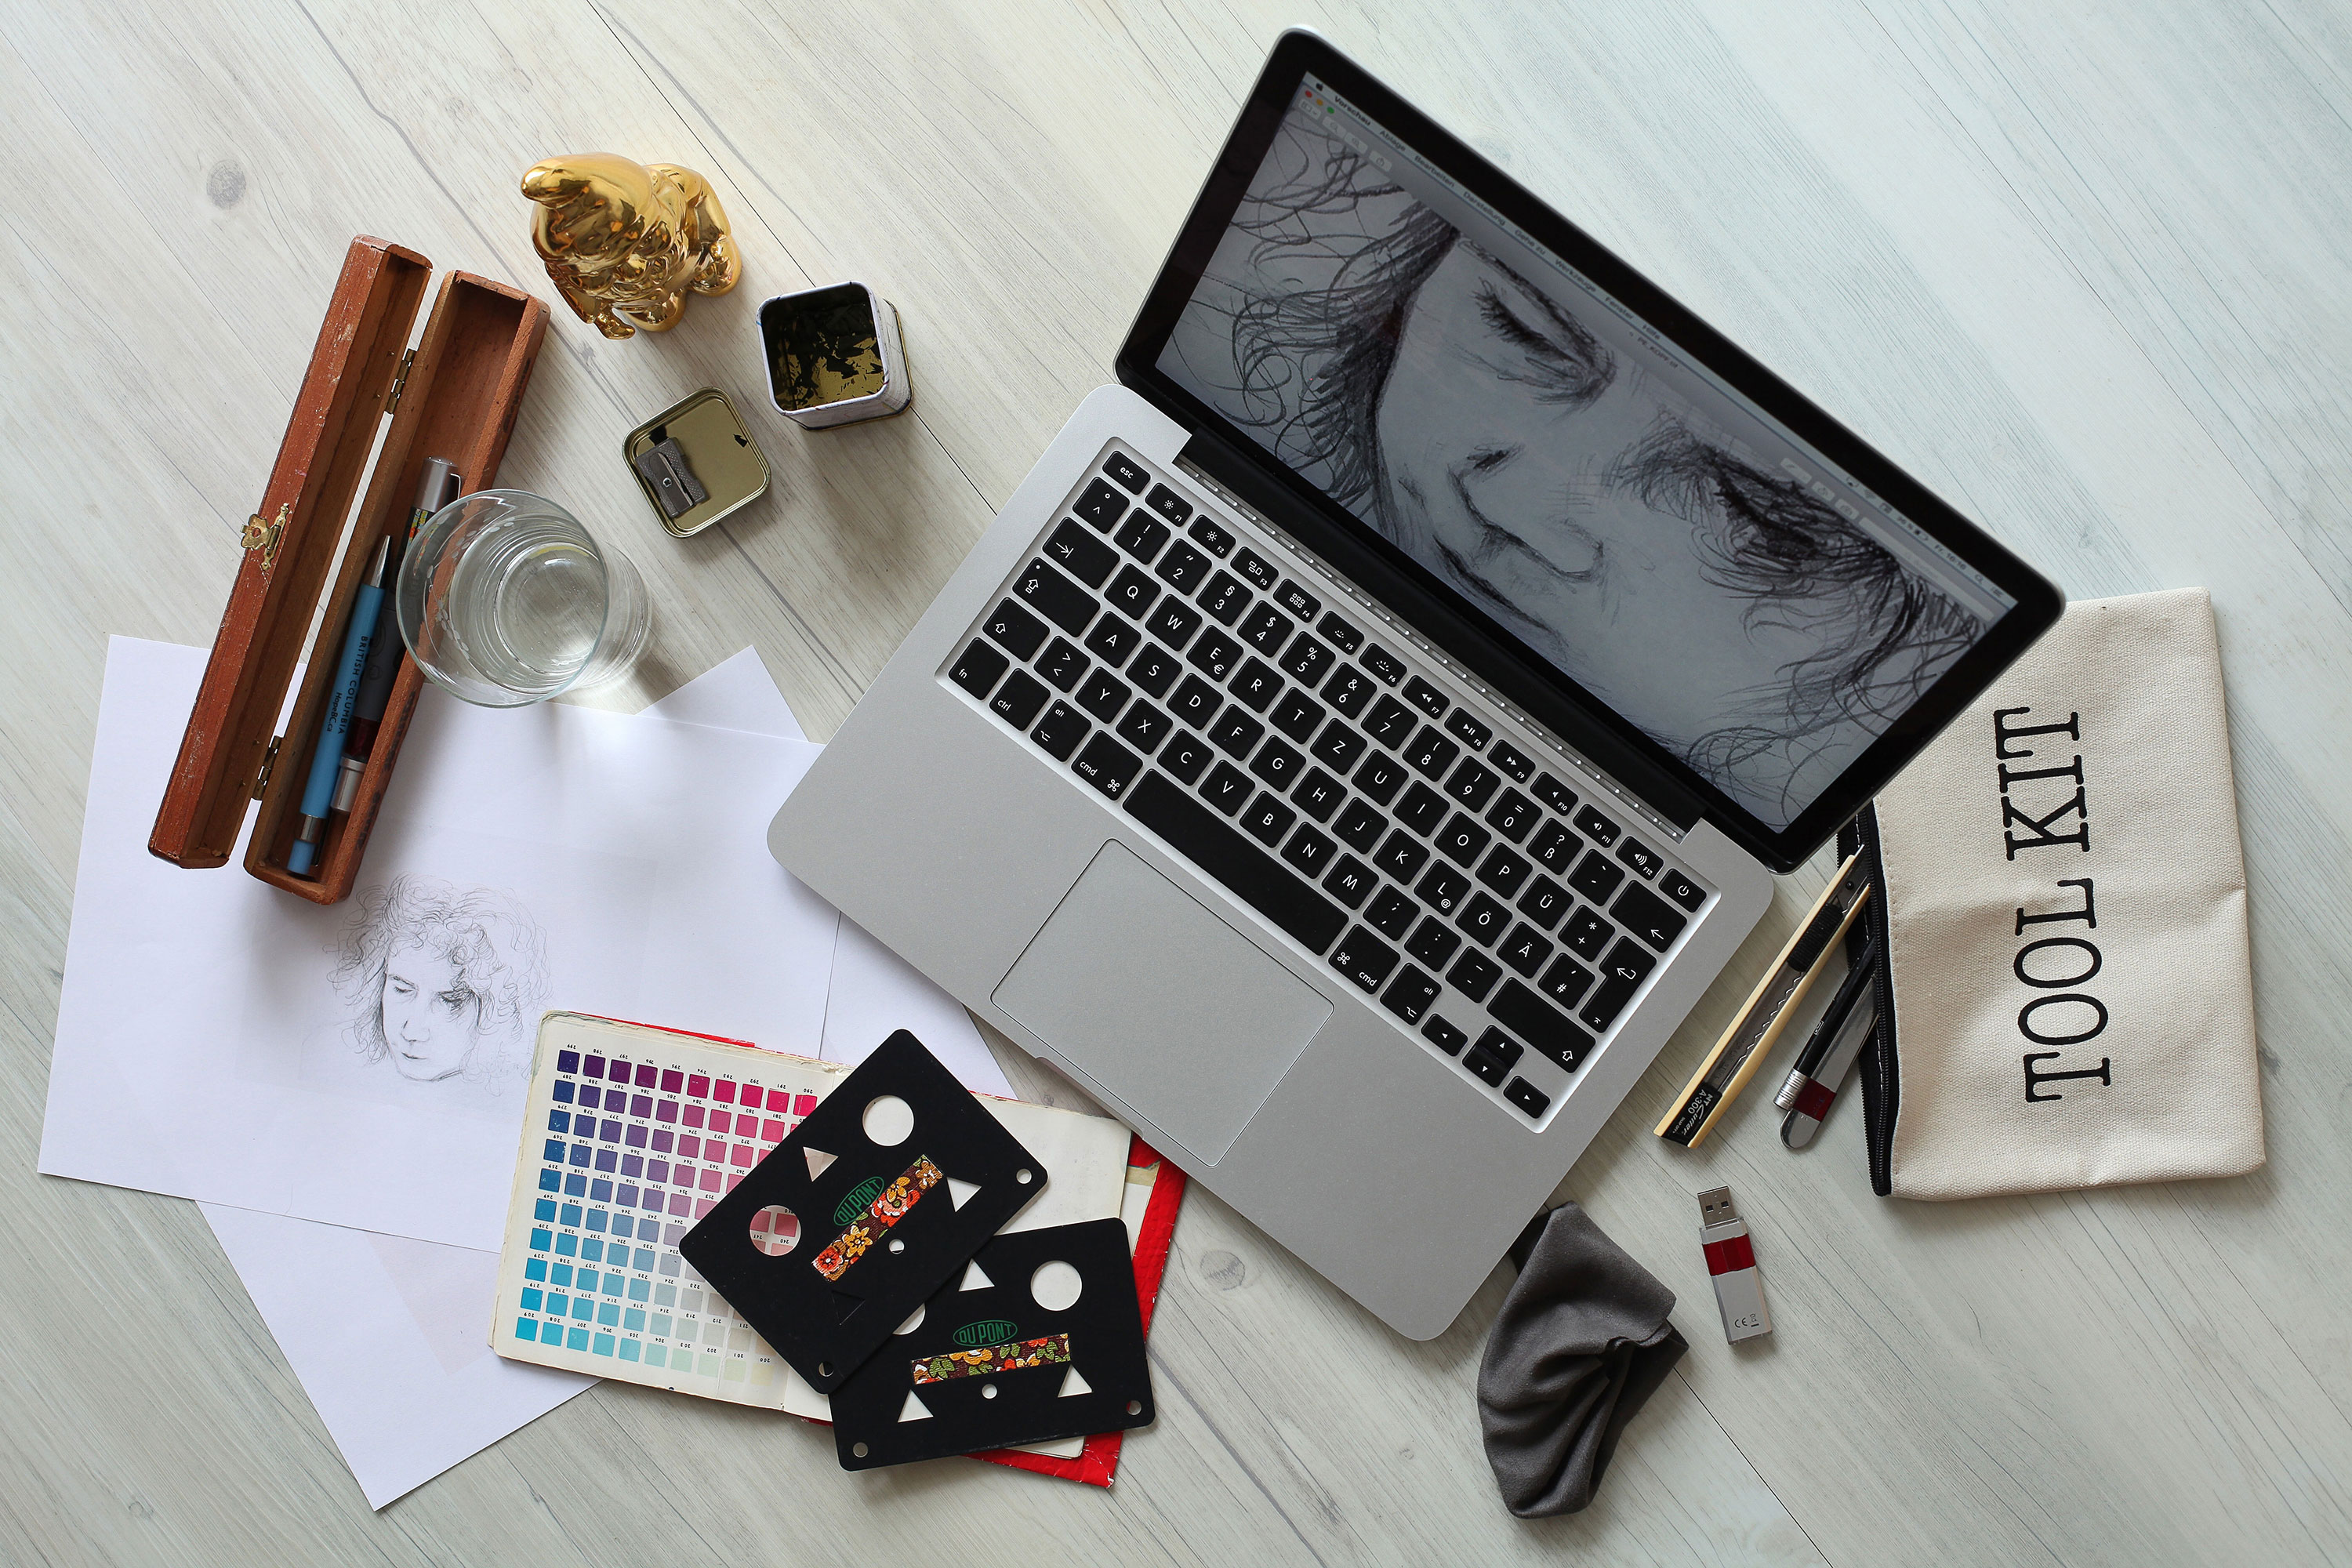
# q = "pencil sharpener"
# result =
<box><xmin>622</xmin><ymin>387</ymin><xmax>771</xmax><ymax>538</ymax></box>
<box><xmin>757</xmin><ymin>281</ymin><xmax>912</xmax><ymax>429</ymax></box>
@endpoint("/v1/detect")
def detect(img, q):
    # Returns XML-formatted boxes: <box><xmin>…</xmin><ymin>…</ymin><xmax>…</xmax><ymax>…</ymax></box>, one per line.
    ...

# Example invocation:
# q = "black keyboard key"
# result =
<box><xmin>1485</xmin><ymin>788</ymin><xmax>1538</xmax><ymax>843</ymax></box>
<box><xmin>1240</xmin><ymin>792</ymin><xmax>1295</xmax><ymax>848</ymax></box>
<box><xmin>1457</xmin><ymin>892</ymin><xmax>1510</xmax><ymax>947</ymax></box>
<box><xmin>1516</xmin><ymin>875</ymin><xmax>1569</xmax><ymax>931</ymax></box>
<box><xmin>1366</xmin><ymin>695</ymin><xmax>1417</xmax><ymax>749</ymax></box>
<box><xmin>1380</xmin><ymin>964</ymin><xmax>1439</xmax><ymax>1024</ymax></box>
<box><xmin>1032</xmin><ymin>701</ymin><xmax>1089</xmax><ymax>760</ymax></box>
<box><xmin>1277</xmin><ymin>633</ymin><xmax>1336</xmax><ymax>688</ymax></box>
<box><xmin>1186</xmin><ymin>516</ymin><xmax>1233</xmax><ymax>556</ymax></box>
<box><xmin>1476</xmin><ymin>845</ymin><xmax>1531</xmax><ymax>898</ymax></box>
<box><xmin>1436</xmin><ymin>814</ymin><xmax>1490</xmax><ymax>868</ymax></box>
<box><xmin>1160</xmin><ymin>729</ymin><xmax>1212</xmax><ymax>784</ymax></box>
<box><xmin>1200</xmin><ymin>572</ymin><xmax>1251</xmax><ymax>626</ymax></box>
<box><xmin>1143</xmin><ymin>482</ymin><xmax>1191</xmax><ymax>525</ymax></box>
<box><xmin>1274</xmin><ymin>579</ymin><xmax>1320</xmax><ymax>620</ymax></box>
<box><xmin>1234</xmin><ymin>547</ymin><xmax>1278</xmax><ymax>591</ymax></box>
<box><xmin>1106</xmin><ymin>564</ymin><xmax>1160</xmax><ymax>621</ymax></box>
<box><xmin>1489</xmin><ymin>740</ymin><xmax>1535</xmax><ymax>783</ymax></box>
<box><xmin>1113</xmin><ymin>512</ymin><xmax>1171</xmax><ymax>564</ymax></box>
<box><xmin>1373</xmin><ymin>829</ymin><xmax>1430</xmax><ymax>883</ymax></box>
<box><xmin>1270</xmin><ymin>690</ymin><xmax>1324</xmax><ymax>743</ymax></box>
<box><xmin>1396</xmin><ymin>782</ymin><xmax>1450</xmax><ymax>836</ymax></box>
<box><xmin>1202</xmin><ymin>761</ymin><xmax>1253</xmax><ymax>814</ymax></box>
<box><xmin>1493</xmin><ymin>982</ymin><xmax>1593</xmax><ymax>1071</ymax></box>
<box><xmin>1504</xmin><ymin>1079</ymin><xmax>1551</xmax><ymax>1118</ymax></box>
<box><xmin>1574</xmin><ymin>804</ymin><xmax>1622</xmax><ymax>847</ymax></box>
<box><xmin>1361</xmin><ymin>644</ymin><xmax>1406</xmax><ymax>684</ymax></box>
<box><xmin>1248</xmin><ymin>737</ymin><xmax>1304</xmax><ymax>789</ymax></box>
<box><xmin>1169</xmin><ymin>675</ymin><xmax>1222</xmax><ymax>728</ymax></box>
<box><xmin>1074</xmin><ymin>478</ymin><xmax>1128</xmax><ymax>529</ymax></box>
<box><xmin>1317</xmin><ymin>612</ymin><xmax>1363</xmax><ymax>653</ymax></box>
<box><xmin>983</xmin><ymin>598</ymin><xmax>1048</xmax><ymax>660</ymax></box>
<box><xmin>1124</xmin><ymin>773</ymin><xmax>1342</xmax><ymax>954</ymax></box>
<box><xmin>1365</xmin><ymin>884</ymin><xmax>1417</xmax><ymax>940</ymax></box>
<box><xmin>1332</xmin><ymin>798</ymin><xmax>1386</xmax><ymax>853</ymax></box>
<box><xmin>949</xmin><ymin>641</ymin><xmax>1009</xmax><ymax>700</ymax></box>
<box><xmin>1236</xmin><ymin>602</ymin><xmax>1294</xmax><ymax>656</ymax></box>
<box><xmin>1464</xmin><ymin>1031</ymin><xmax>1516</xmax><ymax>1087</ymax></box>
<box><xmin>1083</xmin><ymin>614</ymin><xmax>1142</xmax><ymax>668</ymax></box>
<box><xmin>990</xmin><ymin>669</ymin><xmax>1050</xmax><ymax>728</ymax></box>
<box><xmin>1208</xmin><ymin>709</ymin><xmax>1263</xmax><ymax>760</ymax></box>
<box><xmin>1530</xmin><ymin>820</ymin><xmax>1581</xmax><ymax>873</ymax></box>
<box><xmin>1036</xmin><ymin>637</ymin><xmax>1088</xmax><ymax>692</ymax></box>
<box><xmin>1578</xmin><ymin>939</ymin><xmax>1657</xmax><ymax>1032</ymax></box>
<box><xmin>1407</xmin><ymin>917</ymin><xmax>1461</xmax><ymax>968</ymax></box>
<box><xmin>1497</xmin><ymin>924</ymin><xmax>1553</xmax><ymax>979</ymax></box>
<box><xmin>1290</xmin><ymin>768</ymin><xmax>1345</xmax><ymax>822</ymax></box>
<box><xmin>1612</xmin><ymin>884</ymin><xmax>1689</xmax><ymax>952</ymax></box>
<box><xmin>1404</xmin><ymin>726</ymin><xmax>1460</xmax><ymax>780</ymax></box>
<box><xmin>1536</xmin><ymin>955</ymin><xmax>1595</xmax><ymax>1011</ymax></box>
<box><xmin>1312</xmin><ymin>720</ymin><xmax>1368</xmax><ymax>774</ymax></box>
<box><xmin>1323</xmin><ymin>855</ymin><xmax>1377</xmax><ymax>910</ymax></box>
<box><xmin>1350</xmin><ymin>750</ymin><xmax>1407</xmax><ymax>805</ymax></box>
<box><xmin>1145</xmin><ymin>598</ymin><xmax>1201</xmax><ymax>649</ymax></box>
<box><xmin>1114</xmin><ymin>702</ymin><xmax>1172</xmax><ymax>756</ymax></box>
<box><xmin>1417</xmin><ymin>865</ymin><xmax>1471</xmax><ymax>916</ymax></box>
<box><xmin>1568</xmin><ymin>851</ymin><xmax>1625</xmax><ymax>903</ymax></box>
<box><xmin>1044</xmin><ymin>518</ymin><xmax>1118</xmax><ymax>587</ymax></box>
<box><xmin>1660</xmin><ymin>867</ymin><xmax>1705</xmax><ymax>911</ymax></box>
<box><xmin>1445</xmin><ymin>758</ymin><xmax>1500</xmax><ymax>811</ymax></box>
<box><xmin>1281</xmin><ymin>824</ymin><xmax>1336</xmax><ymax>877</ymax></box>
<box><xmin>1014</xmin><ymin>558</ymin><xmax>1096</xmax><ymax>635</ymax></box>
<box><xmin>1127</xmin><ymin>644</ymin><xmax>1181</xmax><ymax>699</ymax></box>
<box><xmin>1324</xmin><ymin>665</ymin><xmax>1375</xmax><ymax>717</ymax></box>
<box><xmin>1445</xmin><ymin>709</ymin><xmax>1492</xmax><ymax>751</ymax></box>
<box><xmin>1532</xmin><ymin>772</ymin><xmax>1577</xmax><ymax>816</ymax></box>
<box><xmin>1450</xmin><ymin>951</ymin><xmax>1502</xmax><ymax>1003</ymax></box>
<box><xmin>1403</xmin><ymin>676</ymin><xmax>1449</xmax><ymax>719</ymax></box>
<box><xmin>1188</xmin><ymin>628</ymin><xmax>1243</xmax><ymax>682</ymax></box>
<box><xmin>1072</xmin><ymin>733</ymin><xmax>1140</xmax><ymax>800</ymax></box>
<box><xmin>1562</xmin><ymin>907</ymin><xmax>1613</xmax><ymax>962</ymax></box>
<box><xmin>1229</xmin><ymin>659</ymin><xmax>1283</xmax><ymax>713</ymax></box>
<box><xmin>1616</xmin><ymin>837</ymin><xmax>1664</xmax><ymax>880</ymax></box>
<box><xmin>1421</xmin><ymin>1013</ymin><xmax>1468</xmax><ymax>1055</ymax></box>
<box><xmin>1076</xmin><ymin>670</ymin><xmax>1129</xmax><ymax>722</ymax></box>
<box><xmin>1102</xmin><ymin>452</ymin><xmax>1147</xmax><ymax>493</ymax></box>
<box><xmin>1155</xmin><ymin>539</ymin><xmax>1211</xmax><ymax>594</ymax></box>
<box><xmin>1330</xmin><ymin>926</ymin><xmax>1399</xmax><ymax>993</ymax></box>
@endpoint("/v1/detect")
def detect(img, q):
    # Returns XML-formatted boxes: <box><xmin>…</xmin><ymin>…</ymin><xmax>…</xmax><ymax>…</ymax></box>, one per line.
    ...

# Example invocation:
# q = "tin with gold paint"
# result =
<box><xmin>758</xmin><ymin>281</ymin><xmax>912</xmax><ymax>429</ymax></box>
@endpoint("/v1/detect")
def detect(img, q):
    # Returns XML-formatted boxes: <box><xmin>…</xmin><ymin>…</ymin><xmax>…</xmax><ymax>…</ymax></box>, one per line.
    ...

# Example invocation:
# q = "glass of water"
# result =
<box><xmin>394</xmin><ymin>489</ymin><xmax>652</xmax><ymax>706</ymax></box>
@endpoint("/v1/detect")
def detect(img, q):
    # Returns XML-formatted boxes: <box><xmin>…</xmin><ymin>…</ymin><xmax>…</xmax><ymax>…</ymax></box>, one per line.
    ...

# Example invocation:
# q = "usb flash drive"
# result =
<box><xmin>1697</xmin><ymin>1186</ymin><xmax>1772</xmax><ymax>1342</ymax></box>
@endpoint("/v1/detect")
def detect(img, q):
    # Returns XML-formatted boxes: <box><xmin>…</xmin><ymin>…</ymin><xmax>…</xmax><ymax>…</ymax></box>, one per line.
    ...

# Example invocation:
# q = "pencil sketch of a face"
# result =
<box><xmin>329</xmin><ymin>876</ymin><xmax>548</xmax><ymax>1085</ymax></box>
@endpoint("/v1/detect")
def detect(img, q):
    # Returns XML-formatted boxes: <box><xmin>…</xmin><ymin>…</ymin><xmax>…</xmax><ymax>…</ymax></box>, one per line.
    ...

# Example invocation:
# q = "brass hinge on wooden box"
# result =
<box><xmin>384</xmin><ymin>347</ymin><xmax>418</xmax><ymax>418</ymax></box>
<box><xmin>249</xmin><ymin>735</ymin><xmax>282</xmax><ymax>801</ymax></box>
<box><xmin>239</xmin><ymin>502</ymin><xmax>289</xmax><ymax>574</ymax></box>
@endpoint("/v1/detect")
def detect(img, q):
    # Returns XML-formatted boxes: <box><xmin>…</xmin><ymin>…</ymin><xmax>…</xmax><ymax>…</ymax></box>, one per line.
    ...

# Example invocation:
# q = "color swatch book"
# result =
<box><xmin>489</xmin><ymin>1014</ymin><xmax>1127</xmax><ymax>1411</ymax></box>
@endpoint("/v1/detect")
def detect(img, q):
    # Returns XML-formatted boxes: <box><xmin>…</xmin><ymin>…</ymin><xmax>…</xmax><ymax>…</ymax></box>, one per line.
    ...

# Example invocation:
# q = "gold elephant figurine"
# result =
<box><xmin>521</xmin><ymin>154</ymin><xmax>742</xmax><ymax>339</ymax></box>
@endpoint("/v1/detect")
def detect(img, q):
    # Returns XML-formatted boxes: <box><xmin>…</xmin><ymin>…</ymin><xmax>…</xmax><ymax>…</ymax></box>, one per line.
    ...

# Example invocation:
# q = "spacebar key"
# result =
<box><xmin>1124</xmin><ymin>772</ymin><xmax>1346</xmax><ymax>955</ymax></box>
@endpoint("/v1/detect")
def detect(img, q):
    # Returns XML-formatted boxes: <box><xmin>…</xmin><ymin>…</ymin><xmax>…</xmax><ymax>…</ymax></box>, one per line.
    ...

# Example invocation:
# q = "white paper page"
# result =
<box><xmin>641</xmin><ymin>647</ymin><xmax>805</xmax><ymax>741</ymax></box>
<box><xmin>44</xmin><ymin>638</ymin><xmax>836</xmax><ymax>1251</ymax></box>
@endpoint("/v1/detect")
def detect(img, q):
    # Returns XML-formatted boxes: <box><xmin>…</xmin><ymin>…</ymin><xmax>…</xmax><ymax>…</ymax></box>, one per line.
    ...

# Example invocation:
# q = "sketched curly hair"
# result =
<box><xmin>329</xmin><ymin>875</ymin><xmax>547</xmax><ymax>1082</ymax></box>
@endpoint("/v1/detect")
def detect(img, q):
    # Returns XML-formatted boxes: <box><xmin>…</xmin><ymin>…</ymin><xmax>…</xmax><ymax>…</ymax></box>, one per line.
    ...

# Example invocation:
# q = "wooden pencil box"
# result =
<box><xmin>149</xmin><ymin>235</ymin><xmax>550</xmax><ymax>905</ymax></box>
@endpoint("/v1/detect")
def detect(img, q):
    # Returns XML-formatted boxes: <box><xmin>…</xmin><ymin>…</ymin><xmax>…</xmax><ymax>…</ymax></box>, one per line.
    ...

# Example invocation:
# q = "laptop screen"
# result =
<box><xmin>1152</xmin><ymin>71</ymin><xmax>2019</xmax><ymax>832</ymax></box>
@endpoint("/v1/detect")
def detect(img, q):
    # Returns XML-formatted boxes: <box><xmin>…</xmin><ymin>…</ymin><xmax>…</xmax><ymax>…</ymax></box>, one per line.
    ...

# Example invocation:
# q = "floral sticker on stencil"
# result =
<box><xmin>811</xmin><ymin>1156</ymin><xmax>942</xmax><ymax>1280</ymax></box>
<box><xmin>912</xmin><ymin>1333</ymin><xmax>1072</xmax><ymax>1385</ymax></box>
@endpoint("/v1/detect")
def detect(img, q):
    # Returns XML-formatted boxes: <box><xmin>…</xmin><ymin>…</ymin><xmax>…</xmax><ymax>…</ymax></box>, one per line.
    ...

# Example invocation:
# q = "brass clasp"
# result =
<box><xmin>241</xmin><ymin>502</ymin><xmax>289</xmax><ymax>574</ymax></box>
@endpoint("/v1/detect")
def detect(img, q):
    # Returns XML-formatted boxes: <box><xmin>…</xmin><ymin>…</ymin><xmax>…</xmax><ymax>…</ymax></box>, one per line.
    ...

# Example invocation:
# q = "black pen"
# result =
<box><xmin>1774</xmin><ymin>932</ymin><xmax>1877</xmax><ymax>1112</ymax></box>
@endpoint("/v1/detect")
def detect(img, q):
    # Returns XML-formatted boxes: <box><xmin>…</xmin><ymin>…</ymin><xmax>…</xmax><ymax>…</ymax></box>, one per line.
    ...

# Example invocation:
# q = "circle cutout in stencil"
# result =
<box><xmin>748</xmin><ymin>1204</ymin><xmax>799</xmax><ymax>1257</ymax></box>
<box><xmin>862</xmin><ymin>1094</ymin><xmax>916</xmax><ymax>1146</ymax></box>
<box><xmin>852</xmin><ymin>1442</ymin><xmax>869</xmax><ymax>1458</ymax></box>
<box><xmin>982</xmin><ymin>1384</ymin><xmax>999</xmax><ymax>1399</ymax></box>
<box><xmin>1030</xmin><ymin>1259</ymin><xmax>1083</xmax><ymax>1312</ymax></box>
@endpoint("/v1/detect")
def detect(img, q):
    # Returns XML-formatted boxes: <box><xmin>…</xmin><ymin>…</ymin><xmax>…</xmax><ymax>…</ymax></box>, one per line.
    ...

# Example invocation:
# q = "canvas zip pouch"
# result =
<box><xmin>1840</xmin><ymin>589</ymin><xmax>2263</xmax><ymax>1200</ymax></box>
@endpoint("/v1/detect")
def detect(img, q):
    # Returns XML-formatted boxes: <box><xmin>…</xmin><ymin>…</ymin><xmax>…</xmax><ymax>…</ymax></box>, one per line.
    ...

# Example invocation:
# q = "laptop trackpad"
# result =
<box><xmin>993</xmin><ymin>841</ymin><xmax>1333</xmax><ymax>1166</ymax></box>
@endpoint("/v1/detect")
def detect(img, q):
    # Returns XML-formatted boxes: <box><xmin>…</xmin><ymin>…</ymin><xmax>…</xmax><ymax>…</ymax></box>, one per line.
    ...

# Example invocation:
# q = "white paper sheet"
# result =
<box><xmin>42</xmin><ymin>638</ymin><xmax>837</xmax><ymax>1251</ymax></box>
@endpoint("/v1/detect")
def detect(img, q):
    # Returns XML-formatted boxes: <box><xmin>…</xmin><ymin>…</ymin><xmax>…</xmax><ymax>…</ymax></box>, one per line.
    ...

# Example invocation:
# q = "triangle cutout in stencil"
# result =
<box><xmin>804</xmin><ymin>1148</ymin><xmax>837</xmax><ymax>1181</ymax></box>
<box><xmin>898</xmin><ymin>1389</ymin><xmax>934</xmax><ymax>1423</ymax></box>
<box><xmin>958</xmin><ymin>1260</ymin><xmax>993</xmax><ymax>1292</ymax></box>
<box><xmin>947</xmin><ymin>1177</ymin><xmax>981</xmax><ymax>1210</ymax></box>
<box><xmin>1057</xmin><ymin>1366</ymin><xmax>1092</xmax><ymax>1399</ymax></box>
<box><xmin>832</xmin><ymin>1289</ymin><xmax>866</xmax><ymax>1322</ymax></box>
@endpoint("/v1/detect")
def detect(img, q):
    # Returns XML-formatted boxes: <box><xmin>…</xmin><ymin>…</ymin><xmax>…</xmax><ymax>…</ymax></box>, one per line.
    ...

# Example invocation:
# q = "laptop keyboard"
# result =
<box><xmin>939</xmin><ymin>445</ymin><xmax>1713</xmax><ymax>1125</ymax></box>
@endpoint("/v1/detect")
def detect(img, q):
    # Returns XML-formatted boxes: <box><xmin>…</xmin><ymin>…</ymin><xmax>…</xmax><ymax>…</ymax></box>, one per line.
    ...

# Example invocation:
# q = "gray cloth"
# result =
<box><xmin>1478</xmin><ymin>1202</ymin><xmax>1687</xmax><ymax>1518</ymax></box>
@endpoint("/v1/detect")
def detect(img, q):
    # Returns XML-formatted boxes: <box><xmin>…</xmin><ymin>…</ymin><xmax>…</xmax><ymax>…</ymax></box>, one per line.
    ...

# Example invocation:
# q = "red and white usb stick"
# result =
<box><xmin>1697</xmin><ymin>1186</ymin><xmax>1772</xmax><ymax>1342</ymax></box>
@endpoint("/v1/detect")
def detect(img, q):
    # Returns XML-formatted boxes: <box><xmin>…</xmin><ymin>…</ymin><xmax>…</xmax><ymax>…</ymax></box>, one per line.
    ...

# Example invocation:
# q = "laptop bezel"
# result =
<box><xmin>1112</xmin><ymin>28</ymin><xmax>2062</xmax><ymax>873</ymax></box>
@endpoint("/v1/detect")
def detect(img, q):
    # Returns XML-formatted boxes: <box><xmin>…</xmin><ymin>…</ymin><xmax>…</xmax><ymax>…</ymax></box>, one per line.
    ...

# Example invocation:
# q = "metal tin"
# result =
<box><xmin>622</xmin><ymin>387</ymin><xmax>771</xmax><ymax>538</ymax></box>
<box><xmin>758</xmin><ymin>281</ymin><xmax>913</xmax><ymax>429</ymax></box>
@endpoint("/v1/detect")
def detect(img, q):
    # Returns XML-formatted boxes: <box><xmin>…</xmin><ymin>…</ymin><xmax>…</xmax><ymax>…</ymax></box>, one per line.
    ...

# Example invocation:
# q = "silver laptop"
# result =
<box><xmin>771</xmin><ymin>31</ymin><xmax>2060</xmax><ymax>1338</ymax></box>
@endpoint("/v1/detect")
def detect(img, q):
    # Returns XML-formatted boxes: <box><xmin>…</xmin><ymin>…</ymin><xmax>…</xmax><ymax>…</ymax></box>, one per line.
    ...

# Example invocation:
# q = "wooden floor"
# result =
<box><xmin>7</xmin><ymin>1</ymin><xmax>2352</xmax><ymax>1563</ymax></box>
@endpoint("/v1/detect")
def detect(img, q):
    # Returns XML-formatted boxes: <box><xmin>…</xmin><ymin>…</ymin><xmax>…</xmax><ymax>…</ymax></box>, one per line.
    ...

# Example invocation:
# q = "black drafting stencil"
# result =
<box><xmin>829</xmin><ymin>1218</ymin><xmax>1153</xmax><ymax>1469</ymax></box>
<box><xmin>680</xmin><ymin>1030</ymin><xmax>1045</xmax><ymax>1392</ymax></box>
